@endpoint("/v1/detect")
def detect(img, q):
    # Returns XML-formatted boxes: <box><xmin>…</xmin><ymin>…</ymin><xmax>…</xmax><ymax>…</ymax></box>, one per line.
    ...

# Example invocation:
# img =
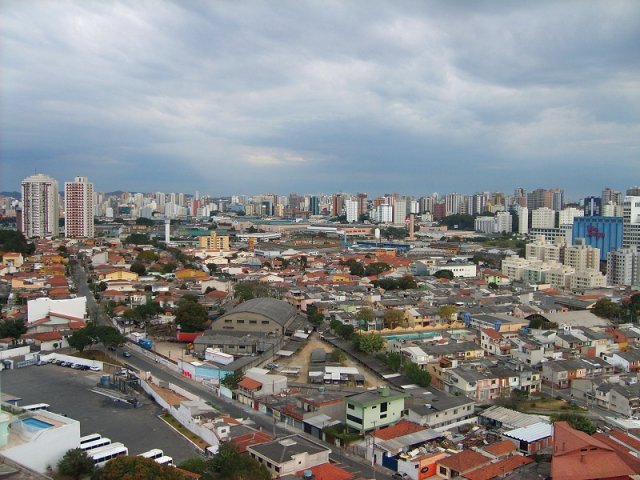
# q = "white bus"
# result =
<box><xmin>88</xmin><ymin>443</ymin><xmax>128</xmax><ymax>468</ymax></box>
<box><xmin>22</xmin><ymin>403</ymin><xmax>50</xmax><ymax>412</ymax></box>
<box><xmin>155</xmin><ymin>456</ymin><xmax>174</xmax><ymax>466</ymax></box>
<box><xmin>80</xmin><ymin>433</ymin><xmax>102</xmax><ymax>445</ymax></box>
<box><xmin>138</xmin><ymin>449</ymin><xmax>163</xmax><ymax>460</ymax></box>
<box><xmin>80</xmin><ymin>437</ymin><xmax>111</xmax><ymax>451</ymax></box>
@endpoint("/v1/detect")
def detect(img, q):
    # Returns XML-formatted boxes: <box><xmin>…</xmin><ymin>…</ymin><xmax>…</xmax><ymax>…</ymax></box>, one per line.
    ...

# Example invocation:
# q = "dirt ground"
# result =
<box><xmin>274</xmin><ymin>332</ymin><xmax>384</xmax><ymax>388</ymax></box>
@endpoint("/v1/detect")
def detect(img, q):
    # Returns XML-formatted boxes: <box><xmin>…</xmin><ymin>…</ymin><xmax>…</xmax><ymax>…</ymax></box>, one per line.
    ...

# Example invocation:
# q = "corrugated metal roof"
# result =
<box><xmin>503</xmin><ymin>422</ymin><xmax>552</xmax><ymax>442</ymax></box>
<box><xmin>480</xmin><ymin>406</ymin><xmax>545</xmax><ymax>429</ymax></box>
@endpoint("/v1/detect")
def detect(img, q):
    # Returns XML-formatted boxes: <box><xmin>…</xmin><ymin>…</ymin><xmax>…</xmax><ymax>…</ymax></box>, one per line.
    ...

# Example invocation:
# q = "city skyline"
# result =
<box><xmin>1</xmin><ymin>1</ymin><xmax>639</xmax><ymax>196</ymax></box>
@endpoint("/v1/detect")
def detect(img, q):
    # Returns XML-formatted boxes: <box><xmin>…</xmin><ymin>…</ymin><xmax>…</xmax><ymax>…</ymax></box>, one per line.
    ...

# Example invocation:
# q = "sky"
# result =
<box><xmin>1</xmin><ymin>1</ymin><xmax>639</xmax><ymax>200</ymax></box>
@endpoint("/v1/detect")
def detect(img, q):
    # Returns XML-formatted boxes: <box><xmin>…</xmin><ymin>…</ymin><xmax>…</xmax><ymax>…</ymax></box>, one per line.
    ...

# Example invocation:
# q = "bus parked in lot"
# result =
<box><xmin>87</xmin><ymin>442</ymin><xmax>129</xmax><ymax>468</ymax></box>
<box><xmin>138</xmin><ymin>449</ymin><xmax>163</xmax><ymax>460</ymax></box>
<box><xmin>80</xmin><ymin>437</ymin><xmax>111</xmax><ymax>451</ymax></box>
<box><xmin>21</xmin><ymin>403</ymin><xmax>50</xmax><ymax>412</ymax></box>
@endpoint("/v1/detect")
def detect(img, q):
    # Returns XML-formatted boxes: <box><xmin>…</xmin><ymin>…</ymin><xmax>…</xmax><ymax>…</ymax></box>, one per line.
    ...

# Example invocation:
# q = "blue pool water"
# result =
<box><xmin>21</xmin><ymin>417</ymin><xmax>53</xmax><ymax>429</ymax></box>
<box><xmin>385</xmin><ymin>329</ymin><xmax>471</xmax><ymax>341</ymax></box>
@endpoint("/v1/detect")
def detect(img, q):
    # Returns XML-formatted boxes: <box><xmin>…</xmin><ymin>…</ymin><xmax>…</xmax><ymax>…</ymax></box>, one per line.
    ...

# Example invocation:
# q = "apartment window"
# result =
<box><xmin>347</xmin><ymin>414</ymin><xmax>362</xmax><ymax>424</ymax></box>
<box><xmin>249</xmin><ymin>320</ymin><xmax>257</xmax><ymax>324</ymax></box>
<box><xmin>348</xmin><ymin>403</ymin><xmax>355</xmax><ymax>410</ymax></box>
<box><xmin>224</xmin><ymin>319</ymin><xmax>232</xmax><ymax>324</ymax></box>
<box><xmin>275</xmin><ymin>467</ymin><xmax>280</xmax><ymax>473</ymax></box>
<box><xmin>380</xmin><ymin>413</ymin><xmax>387</xmax><ymax>419</ymax></box>
<box><xmin>237</xmin><ymin>320</ymin><xmax>245</xmax><ymax>324</ymax></box>
<box><xmin>262</xmin><ymin>320</ymin><xmax>269</xmax><ymax>325</ymax></box>
<box><xmin>380</xmin><ymin>402</ymin><xmax>388</xmax><ymax>412</ymax></box>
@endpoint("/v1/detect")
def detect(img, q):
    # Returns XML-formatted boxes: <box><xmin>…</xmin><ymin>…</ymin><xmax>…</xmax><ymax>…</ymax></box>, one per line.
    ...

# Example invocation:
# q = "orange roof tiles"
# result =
<box><xmin>609</xmin><ymin>429</ymin><xmax>640</xmax><ymax>451</ymax></box>
<box><xmin>438</xmin><ymin>450</ymin><xmax>491</xmax><ymax>473</ymax></box>
<box><xmin>296</xmin><ymin>463</ymin><xmax>354</xmax><ymax>480</ymax></box>
<box><xmin>464</xmin><ymin>455</ymin><xmax>532</xmax><ymax>480</ymax></box>
<box><xmin>372</xmin><ymin>419</ymin><xmax>425</xmax><ymax>440</ymax></box>
<box><xmin>230</xmin><ymin>431</ymin><xmax>272</xmax><ymax>453</ymax></box>
<box><xmin>238</xmin><ymin>377</ymin><xmax>262</xmax><ymax>391</ymax></box>
<box><xmin>482</xmin><ymin>440</ymin><xmax>517</xmax><ymax>457</ymax></box>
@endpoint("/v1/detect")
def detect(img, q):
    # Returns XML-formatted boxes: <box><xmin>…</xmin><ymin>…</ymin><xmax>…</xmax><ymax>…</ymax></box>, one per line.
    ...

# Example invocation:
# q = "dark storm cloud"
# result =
<box><xmin>1</xmin><ymin>0</ymin><xmax>638</xmax><ymax>198</ymax></box>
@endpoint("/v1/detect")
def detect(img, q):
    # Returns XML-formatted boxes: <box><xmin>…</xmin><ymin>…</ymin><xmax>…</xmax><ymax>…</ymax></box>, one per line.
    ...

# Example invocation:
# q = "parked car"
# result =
<box><xmin>89</xmin><ymin>366</ymin><xmax>101</xmax><ymax>371</ymax></box>
<box><xmin>123</xmin><ymin>351</ymin><xmax>131</xmax><ymax>358</ymax></box>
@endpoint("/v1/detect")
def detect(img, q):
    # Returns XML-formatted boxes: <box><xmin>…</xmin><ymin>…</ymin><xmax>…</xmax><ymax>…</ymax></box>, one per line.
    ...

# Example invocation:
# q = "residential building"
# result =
<box><xmin>607</xmin><ymin>248</ymin><xmax>640</xmax><ymax>286</ymax></box>
<box><xmin>531</xmin><ymin>207</ymin><xmax>555</xmax><ymax>229</ymax></box>
<box><xmin>344</xmin><ymin>198</ymin><xmax>359</xmax><ymax>223</ymax></box>
<box><xmin>563</xmin><ymin>242</ymin><xmax>600</xmax><ymax>270</ymax></box>
<box><xmin>198</xmin><ymin>231</ymin><xmax>230</xmax><ymax>251</ymax></box>
<box><xmin>526</xmin><ymin>236</ymin><xmax>561</xmax><ymax>263</ymax></box>
<box><xmin>517</xmin><ymin>206</ymin><xmax>528</xmax><ymax>234</ymax></box>
<box><xmin>623</xmin><ymin>196</ymin><xmax>640</xmax><ymax>250</ymax></box>
<box><xmin>247</xmin><ymin>435</ymin><xmax>330</xmax><ymax>477</ymax></box>
<box><xmin>20</xmin><ymin>173</ymin><xmax>59</xmax><ymax>238</ymax></box>
<box><xmin>64</xmin><ymin>176</ymin><xmax>94</xmax><ymax>238</ymax></box>
<box><xmin>394</xmin><ymin>197</ymin><xmax>408</xmax><ymax>225</ymax></box>
<box><xmin>558</xmin><ymin>207</ymin><xmax>583</xmax><ymax>226</ymax></box>
<box><xmin>345</xmin><ymin>386</ymin><xmax>408</xmax><ymax>432</ymax></box>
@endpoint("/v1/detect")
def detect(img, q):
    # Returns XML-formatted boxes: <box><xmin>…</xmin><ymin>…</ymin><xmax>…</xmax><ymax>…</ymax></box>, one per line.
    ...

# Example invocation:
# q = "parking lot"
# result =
<box><xmin>0</xmin><ymin>363</ymin><xmax>199</xmax><ymax>463</ymax></box>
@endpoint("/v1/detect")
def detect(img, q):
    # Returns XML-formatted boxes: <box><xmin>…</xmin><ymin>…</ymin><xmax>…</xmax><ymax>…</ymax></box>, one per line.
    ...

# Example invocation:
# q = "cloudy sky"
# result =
<box><xmin>1</xmin><ymin>1</ymin><xmax>639</xmax><ymax>199</ymax></box>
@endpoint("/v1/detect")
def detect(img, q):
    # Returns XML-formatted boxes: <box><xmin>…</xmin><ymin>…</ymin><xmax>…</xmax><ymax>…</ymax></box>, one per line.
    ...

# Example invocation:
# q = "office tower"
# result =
<box><xmin>518</xmin><ymin>207</ymin><xmax>529</xmax><ymax>234</ymax></box>
<box><xmin>531</xmin><ymin>207</ymin><xmax>556</xmax><ymax>228</ymax></box>
<box><xmin>550</xmin><ymin>188</ymin><xmax>564</xmax><ymax>211</ymax></box>
<box><xmin>345</xmin><ymin>199</ymin><xmax>359</xmax><ymax>223</ymax></box>
<box><xmin>583</xmin><ymin>196</ymin><xmax>601</xmax><ymax>216</ymax></box>
<box><xmin>573</xmin><ymin>216</ymin><xmax>624</xmax><ymax>261</ymax></box>
<box><xmin>310</xmin><ymin>196</ymin><xmax>320</xmax><ymax>215</ymax></box>
<box><xmin>332</xmin><ymin>194</ymin><xmax>344</xmax><ymax>217</ymax></box>
<box><xmin>513</xmin><ymin>188</ymin><xmax>528</xmax><ymax>208</ymax></box>
<box><xmin>527</xmin><ymin>188</ymin><xmax>552</xmax><ymax>210</ymax></box>
<box><xmin>20</xmin><ymin>173</ymin><xmax>59</xmax><ymax>238</ymax></box>
<box><xmin>623</xmin><ymin>196</ymin><xmax>640</xmax><ymax>250</ymax></box>
<box><xmin>356</xmin><ymin>193</ymin><xmax>368</xmax><ymax>218</ymax></box>
<box><xmin>64</xmin><ymin>176</ymin><xmax>94</xmax><ymax>238</ymax></box>
<box><xmin>393</xmin><ymin>197</ymin><xmax>408</xmax><ymax>224</ymax></box>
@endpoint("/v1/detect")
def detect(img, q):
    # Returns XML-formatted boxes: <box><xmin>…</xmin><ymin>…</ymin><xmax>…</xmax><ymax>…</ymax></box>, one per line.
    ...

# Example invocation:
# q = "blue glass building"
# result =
<box><xmin>583</xmin><ymin>196</ymin><xmax>601</xmax><ymax>216</ymax></box>
<box><xmin>572</xmin><ymin>216</ymin><xmax>623</xmax><ymax>261</ymax></box>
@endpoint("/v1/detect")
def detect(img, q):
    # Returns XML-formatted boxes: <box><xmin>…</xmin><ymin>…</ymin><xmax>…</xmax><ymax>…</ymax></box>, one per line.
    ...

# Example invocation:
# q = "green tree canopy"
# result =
<box><xmin>0</xmin><ymin>319</ymin><xmax>27</xmax><ymax>342</ymax></box>
<box><xmin>221</xmin><ymin>371</ymin><xmax>244</xmax><ymax>390</ymax></box>
<box><xmin>439</xmin><ymin>214</ymin><xmax>475</xmax><ymax>230</ymax></box>
<box><xmin>174</xmin><ymin>297</ymin><xmax>208</xmax><ymax>332</ymax></box>
<box><xmin>135</xmin><ymin>217</ymin><xmax>155</xmax><ymax>226</ymax></box>
<box><xmin>306</xmin><ymin>304</ymin><xmax>324</xmax><ymax>326</ymax></box>
<box><xmin>93</xmin><ymin>455</ymin><xmax>185</xmax><ymax>480</ymax></box>
<box><xmin>234</xmin><ymin>281</ymin><xmax>280</xmax><ymax>302</ymax></box>
<box><xmin>0</xmin><ymin>230</ymin><xmax>35</xmax><ymax>255</ymax></box>
<box><xmin>124</xmin><ymin>233</ymin><xmax>151</xmax><ymax>245</ymax></box>
<box><xmin>550</xmin><ymin>413</ymin><xmax>597</xmax><ymax>435</ymax></box>
<box><xmin>67</xmin><ymin>323</ymin><xmax>126</xmax><ymax>352</ymax></box>
<box><xmin>402</xmin><ymin>363</ymin><xmax>432</xmax><ymax>387</ymax></box>
<box><xmin>353</xmin><ymin>333</ymin><xmax>385</xmax><ymax>354</ymax></box>
<box><xmin>592</xmin><ymin>298</ymin><xmax>623</xmax><ymax>321</ymax></box>
<box><xmin>438</xmin><ymin>305</ymin><xmax>458</xmax><ymax>322</ymax></box>
<box><xmin>57</xmin><ymin>448</ymin><xmax>94</xmax><ymax>480</ymax></box>
<box><xmin>383</xmin><ymin>309</ymin><xmax>405</xmax><ymax>329</ymax></box>
<box><xmin>202</xmin><ymin>442</ymin><xmax>271</xmax><ymax>480</ymax></box>
<box><xmin>130</xmin><ymin>260</ymin><xmax>146</xmax><ymax>276</ymax></box>
<box><xmin>136</xmin><ymin>250</ymin><xmax>159</xmax><ymax>263</ymax></box>
<box><xmin>433</xmin><ymin>269</ymin><xmax>454</xmax><ymax>280</ymax></box>
<box><xmin>358</xmin><ymin>307</ymin><xmax>374</xmax><ymax>322</ymax></box>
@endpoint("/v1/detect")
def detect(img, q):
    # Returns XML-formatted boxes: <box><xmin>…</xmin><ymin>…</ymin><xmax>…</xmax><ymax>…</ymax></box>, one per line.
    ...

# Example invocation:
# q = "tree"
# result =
<box><xmin>0</xmin><ymin>319</ymin><xmax>27</xmax><ymax>342</ymax></box>
<box><xmin>57</xmin><ymin>448</ymin><xmax>94</xmax><ymax>480</ymax></box>
<box><xmin>67</xmin><ymin>328</ymin><xmax>93</xmax><ymax>352</ymax></box>
<box><xmin>330</xmin><ymin>348</ymin><xmax>347</xmax><ymax>364</ymax></box>
<box><xmin>397</xmin><ymin>275</ymin><xmax>418</xmax><ymax>290</ymax></box>
<box><xmin>354</xmin><ymin>333</ymin><xmax>385</xmax><ymax>354</ymax></box>
<box><xmin>202</xmin><ymin>442</ymin><xmax>271</xmax><ymax>480</ymax></box>
<box><xmin>433</xmin><ymin>269</ymin><xmax>454</xmax><ymax>280</ymax></box>
<box><xmin>124</xmin><ymin>233</ymin><xmax>151</xmax><ymax>245</ymax></box>
<box><xmin>93</xmin><ymin>455</ymin><xmax>185</xmax><ymax>480</ymax></box>
<box><xmin>178</xmin><ymin>457</ymin><xmax>208</xmax><ymax>475</ymax></box>
<box><xmin>130</xmin><ymin>261</ymin><xmax>146</xmax><ymax>276</ymax></box>
<box><xmin>206</xmin><ymin>263</ymin><xmax>218</xmax><ymax>275</ymax></box>
<box><xmin>135</xmin><ymin>217</ymin><xmax>154</xmax><ymax>226</ymax></box>
<box><xmin>402</xmin><ymin>363</ymin><xmax>432</xmax><ymax>387</ymax></box>
<box><xmin>306</xmin><ymin>304</ymin><xmax>324</xmax><ymax>326</ymax></box>
<box><xmin>136</xmin><ymin>250</ymin><xmax>159</xmax><ymax>263</ymax></box>
<box><xmin>365</xmin><ymin>262</ymin><xmax>391</xmax><ymax>276</ymax></box>
<box><xmin>438</xmin><ymin>305</ymin><xmax>458</xmax><ymax>322</ymax></box>
<box><xmin>174</xmin><ymin>298</ymin><xmax>208</xmax><ymax>332</ymax></box>
<box><xmin>221</xmin><ymin>371</ymin><xmax>244</xmax><ymax>390</ymax></box>
<box><xmin>550</xmin><ymin>413</ymin><xmax>597</xmax><ymax>435</ymax></box>
<box><xmin>592</xmin><ymin>298</ymin><xmax>623</xmax><ymax>321</ymax></box>
<box><xmin>358</xmin><ymin>308</ymin><xmax>374</xmax><ymax>323</ymax></box>
<box><xmin>234</xmin><ymin>281</ymin><xmax>279</xmax><ymax>302</ymax></box>
<box><xmin>383</xmin><ymin>309</ymin><xmax>405</xmax><ymax>329</ymax></box>
<box><xmin>0</xmin><ymin>230</ymin><xmax>35</xmax><ymax>255</ymax></box>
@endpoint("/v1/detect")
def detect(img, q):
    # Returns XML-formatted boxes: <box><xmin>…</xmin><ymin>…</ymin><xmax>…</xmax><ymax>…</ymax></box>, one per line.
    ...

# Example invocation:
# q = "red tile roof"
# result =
<box><xmin>552</xmin><ymin>421</ymin><xmax>637</xmax><ymax>480</ymax></box>
<box><xmin>372</xmin><ymin>419</ymin><xmax>426</xmax><ymax>440</ymax></box>
<box><xmin>230</xmin><ymin>431</ymin><xmax>272</xmax><ymax>453</ymax></box>
<box><xmin>482</xmin><ymin>440</ymin><xmax>517</xmax><ymax>457</ymax></box>
<box><xmin>296</xmin><ymin>463</ymin><xmax>354</xmax><ymax>480</ymax></box>
<box><xmin>23</xmin><ymin>331</ymin><xmax>62</xmax><ymax>342</ymax></box>
<box><xmin>238</xmin><ymin>377</ymin><xmax>262</xmax><ymax>391</ymax></box>
<box><xmin>481</xmin><ymin>328</ymin><xmax>504</xmax><ymax>340</ymax></box>
<box><xmin>464</xmin><ymin>455</ymin><xmax>532</xmax><ymax>480</ymax></box>
<box><xmin>438</xmin><ymin>450</ymin><xmax>491</xmax><ymax>473</ymax></box>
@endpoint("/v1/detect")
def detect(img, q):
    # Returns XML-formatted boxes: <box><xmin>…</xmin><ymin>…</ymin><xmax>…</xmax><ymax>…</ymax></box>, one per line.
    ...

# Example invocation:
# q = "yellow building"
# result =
<box><xmin>198</xmin><ymin>231</ymin><xmax>230</xmax><ymax>251</ymax></box>
<box><xmin>103</xmin><ymin>269</ymin><xmax>139</xmax><ymax>281</ymax></box>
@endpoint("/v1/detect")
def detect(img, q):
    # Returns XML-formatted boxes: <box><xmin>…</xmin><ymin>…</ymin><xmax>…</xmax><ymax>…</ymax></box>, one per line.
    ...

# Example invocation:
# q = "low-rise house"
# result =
<box><xmin>404</xmin><ymin>386</ymin><xmax>475</xmax><ymax>429</ymax></box>
<box><xmin>436</xmin><ymin>450</ymin><xmax>492</xmax><ymax>479</ymax></box>
<box><xmin>247</xmin><ymin>435</ymin><xmax>331</xmax><ymax>477</ymax></box>
<box><xmin>502</xmin><ymin>422</ymin><xmax>553</xmax><ymax>454</ymax></box>
<box><xmin>603</xmin><ymin>349</ymin><xmax>640</xmax><ymax>372</ymax></box>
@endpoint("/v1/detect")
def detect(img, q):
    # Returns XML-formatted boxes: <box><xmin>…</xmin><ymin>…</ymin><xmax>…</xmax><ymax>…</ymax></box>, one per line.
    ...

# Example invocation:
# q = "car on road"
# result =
<box><xmin>123</xmin><ymin>352</ymin><xmax>131</xmax><ymax>358</ymax></box>
<box><xmin>89</xmin><ymin>366</ymin><xmax>101</xmax><ymax>372</ymax></box>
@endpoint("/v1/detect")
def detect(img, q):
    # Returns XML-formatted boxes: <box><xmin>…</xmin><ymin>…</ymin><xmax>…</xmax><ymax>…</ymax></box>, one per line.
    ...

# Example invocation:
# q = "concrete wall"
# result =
<box><xmin>0</xmin><ymin>346</ymin><xmax>31</xmax><ymax>360</ymax></box>
<box><xmin>40</xmin><ymin>353</ymin><xmax>103</xmax><ymax>370</ymax></box>
<box><xmin>27</xmin><ymin>297</ymin><xmax>87</xmax><ymax>323</ymax></box>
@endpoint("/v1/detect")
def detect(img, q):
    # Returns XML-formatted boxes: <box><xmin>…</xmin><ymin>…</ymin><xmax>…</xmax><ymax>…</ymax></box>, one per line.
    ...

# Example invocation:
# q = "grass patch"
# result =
<box><xmin>520</xmin><ymin>398</ymin><xmax>567</xmax><ymax>410</ymax></box>
<box><xmin>72</xmin><ymin>349</ymin><xmax>123</xmax><ymax>365</ymax></box>
<box><xmin>161</xmin><ymin>413</ymin><xmax>209</xmax><ymax>450</ymax></box>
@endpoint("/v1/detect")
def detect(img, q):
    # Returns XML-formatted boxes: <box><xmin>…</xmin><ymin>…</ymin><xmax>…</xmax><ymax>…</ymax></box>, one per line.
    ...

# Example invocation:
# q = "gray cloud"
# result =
<box><xmin>1</xmin><ymin>0</ymin><xmax>639</xmax><ymax>199</ymax></box>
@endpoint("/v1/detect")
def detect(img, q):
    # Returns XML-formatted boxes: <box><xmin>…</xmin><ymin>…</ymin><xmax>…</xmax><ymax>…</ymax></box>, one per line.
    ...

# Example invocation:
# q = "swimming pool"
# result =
<box><xmin>384</xmin><ymin>329</ymin><xmax>471</xmax><ymax>341</ymax></box>
<box><xmin>21</xmin><ymin>417</ymin><xmax>53</xmax><ymax>429</ymax></box>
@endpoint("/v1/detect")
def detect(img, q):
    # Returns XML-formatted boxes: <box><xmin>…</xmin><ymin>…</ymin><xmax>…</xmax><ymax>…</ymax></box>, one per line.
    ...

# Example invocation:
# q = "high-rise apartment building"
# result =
<box><xmin>607</xmin><ymin>248</ymin><xmax>640</xmax><ymax>286</ymax></box>
<box><xmin>558</xmin><ymin>207</ymin><xmax>583</xmax><ymax>226</ymax></box>
<box><xmin>518</xmin><ymin>207</ymin><xmax>529</xmax><ymax>234</ymax></box>
<box><xmin>64</xmin><ymin>176</ymin><xmax>94</xmax><ymax>238</ymax></box>
<box><xmin>623</xmin><ymin>196</ymin><xmax>640</xmax><ymax>250</ymax></box>
<box><xmin>527</xmin><ymin>188</ymin><xmax>552</xmax><ymax>210</ymax></box>
<box><xmin>344</xmin><ymin>199</ymin><xmax>359</xmax><ymax>223</ymax></box>
<box><xmin>393</xmin><ymin>198</ymin><xmax>408</xmax><ymax>225</ymax></box>
<box><xmin>356</xmin><ymin>193</ymin><xmax>368</xmax><ymax>218</ymax></box>
<box><xmin>531</xmin><ymin>207</ymin><xmax>556</xmax><ymax>229</ymax></box>
<box><xmin>20</xmin><ymin>173</ymin><xmax>59</xmax><ymax>238</ymax></box>
<box><xmin>602</xmin><ymin>187</ymin><xmax>622</xmax><ymax>206</ymax></box>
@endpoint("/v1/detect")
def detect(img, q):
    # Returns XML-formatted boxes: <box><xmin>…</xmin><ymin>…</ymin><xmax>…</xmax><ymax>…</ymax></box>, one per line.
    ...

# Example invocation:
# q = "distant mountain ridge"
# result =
<box><xmin>0</xmin><ymin>192</ymin><xmax>20</xmax><ymax>199</ymax></box>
